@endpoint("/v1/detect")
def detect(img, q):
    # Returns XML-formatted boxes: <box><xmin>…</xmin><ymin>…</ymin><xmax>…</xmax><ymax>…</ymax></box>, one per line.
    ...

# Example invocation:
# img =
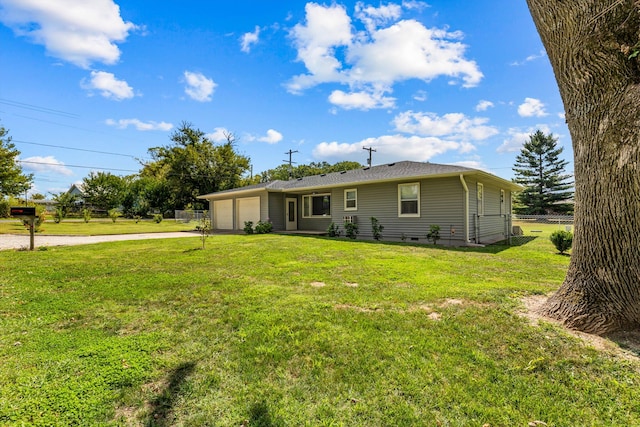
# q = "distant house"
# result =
<box><xmin>199</xmin><ymin>161</ymin><xmax>523</xmax><ymax>245</ymax></box>
<box><xmin>67</xmin><ymin>183</ymin><xmax>85</xmax><ymax>200</ymax></box>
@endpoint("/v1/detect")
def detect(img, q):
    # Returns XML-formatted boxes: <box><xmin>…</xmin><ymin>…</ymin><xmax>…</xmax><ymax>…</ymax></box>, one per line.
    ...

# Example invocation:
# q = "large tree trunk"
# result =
<box><xmin>527</xmin><ymin>0</ymin><xmax>640</xmax><ymax>334</ymax></box>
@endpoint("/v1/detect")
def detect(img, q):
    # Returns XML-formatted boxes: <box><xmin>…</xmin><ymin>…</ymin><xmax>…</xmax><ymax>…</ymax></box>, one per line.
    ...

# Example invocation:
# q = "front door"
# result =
<box><xmin>286</xmin><ymin>197</ymin><xmax>297</xmax><ymax>230</ymax></box>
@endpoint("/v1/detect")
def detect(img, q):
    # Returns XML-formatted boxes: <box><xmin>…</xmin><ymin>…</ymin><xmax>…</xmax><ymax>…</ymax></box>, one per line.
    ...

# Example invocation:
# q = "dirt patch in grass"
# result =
<box><xmin>520</xmin><ymin>294</ymin><xmax>640</xmax><ymax>362</ymax></box>
<box><xmin>334</xmin><ymin>304</ymin><xmax>380</xmax><ymax>313</ymax></box>
<box><xmin>310</xmin><ymin>281</ymin><xmax>326</xmax><ymax>288</ymax></box>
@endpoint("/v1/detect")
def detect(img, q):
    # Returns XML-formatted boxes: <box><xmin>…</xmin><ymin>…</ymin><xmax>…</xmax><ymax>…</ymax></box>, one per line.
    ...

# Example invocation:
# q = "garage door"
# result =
<box><xmin>236</xmin><ymin>197</ymin><xmax>260</xmax><ymax>229</ymax></box>
<box><xmin>213</xmin><ymin>199</ymin><xmax>233</xmax><ymax>230</ymax></box>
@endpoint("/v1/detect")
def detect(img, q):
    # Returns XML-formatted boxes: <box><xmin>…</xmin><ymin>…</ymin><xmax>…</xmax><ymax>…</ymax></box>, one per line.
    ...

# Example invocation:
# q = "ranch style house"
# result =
<box><xmin>199</xmin><ymin>161</ymin><xmax>522</xmax><ymax>245</ymax></box>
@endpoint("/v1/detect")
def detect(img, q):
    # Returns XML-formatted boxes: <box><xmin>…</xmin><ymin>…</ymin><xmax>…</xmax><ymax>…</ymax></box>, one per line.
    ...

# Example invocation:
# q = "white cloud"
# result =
<box><xmin>287</xmin><ymin>3</ymin><xmax>353</xmax><ymax>94</ymax></box>
<box><xmin>258</xmin><ymin>129</ymin><xmax>283</xmax><ymax>144</ymax></box>
<box><xmin>0</xmin><ymin>0</ymin><xmax>137</xmax><ymax>68</ymax></box>
<box><xmin>413</xmin><ymin>90</ymin><xmax>428</xmax><ymax>102</ymax></box>
<box><xmin>21</xmin><ymin>156</ymin><xmax>73</xmax><ymax>176</ymax></box>
<box><xmin>240</xmin><ymin>26</ymin><xmax>260</xmax><ymax>53</ymax></box>
<box><xmin>312</xmin><ymin>109</ymin><xmax>497</xmax><ymax>163</ymax></box>
<box><xmin>328</xmin><ymin>89</ymin><xmax>395</xmax><ymax>110</ymax></box>
<box><xmin>510</xmin><ymin>49</ymin><xmax>546</xmax><ymax>66</ymax></box>
<box><xmin>452</xmin><ymin>160</ymin><xmax>488</xmax><ymax>171</ymax></box>
<box><xmin>497</xmin><ymin>124</ymin><xmax>551</xmax><ymax>153</ymax></box>
<box><xmin>475</xmin><ymin>100</ymin><xmax>494</xmax><ymax>112</ymax></box>
<box><xmin>183</xmin><ymin>71</ymin><xmax>216</xmax><ymax>102</ymax></box>
<box><xmin>313</xmin><ymin>134</ymin><xmax>462</xmax><ymax>163</ymax></box>
<box><xmin>355</xmin><ymin>1</ymin><xmax>402</xmax><ymax>33</ymax></box>
<box><xmin>206</xmin><ymin>127</ymin><xmax>231</xmax><ymax>143</ymax></box>
<box><xmin>393</xmin><ymin>111</ymin><xmax>499</xmax><ymax>141</ymax></box>
<box><xmin>286</xmin><ymin>3</ymin><xmax>482</xmax><ymax>110</ymax></box>
<box><xmin>518</xmin><ymin>97</ymin><xmax>547</xmax><ymax>117</ymax></box>
<box><xmin>81</xmin><ymin>71</ymin><xmax>135</xmax><ymax>100</ymax></box>
<box><xmin>105</xmin><ymin>118</ymin><xmax>173</xmax><ymax>131</ymax></box>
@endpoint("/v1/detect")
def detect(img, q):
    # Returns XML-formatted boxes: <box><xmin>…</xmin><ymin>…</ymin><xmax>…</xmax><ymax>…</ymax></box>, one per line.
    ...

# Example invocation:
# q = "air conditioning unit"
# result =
<box><xmin>343</xmin><ymin>215</ymin><xmax>357</xmax><ymax>224</ymax></box>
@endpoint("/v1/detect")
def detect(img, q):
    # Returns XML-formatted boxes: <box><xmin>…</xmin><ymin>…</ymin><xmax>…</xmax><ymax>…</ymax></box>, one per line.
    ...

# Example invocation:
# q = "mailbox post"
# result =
<box><xmin>10</xmin><ymin>207</ymin><xmax>37</xmax><ymax>251</ymax></box>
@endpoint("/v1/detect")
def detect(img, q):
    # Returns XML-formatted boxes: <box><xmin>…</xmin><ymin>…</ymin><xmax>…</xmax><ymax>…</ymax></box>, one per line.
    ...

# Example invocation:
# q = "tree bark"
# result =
<box><xmin>527</xmin><ymin>0</ymin><xmax>640</xmax><ymax>334</ymax></box>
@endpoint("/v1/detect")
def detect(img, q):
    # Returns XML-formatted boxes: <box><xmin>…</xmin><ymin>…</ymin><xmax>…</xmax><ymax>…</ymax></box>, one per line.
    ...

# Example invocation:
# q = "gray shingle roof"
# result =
<box><xmin>200</xmin><ymin>161</ymin><xmax>519</xmax><ymax>198</ymax></box>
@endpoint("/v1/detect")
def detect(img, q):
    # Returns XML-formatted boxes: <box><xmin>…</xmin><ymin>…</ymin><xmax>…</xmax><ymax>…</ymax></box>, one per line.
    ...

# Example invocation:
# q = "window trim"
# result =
<box><xmin>477</xmin><ymin>183</ymin><xmax>484</xmax><ymax>216</ymax></box>
<box><xmin>344</xmin><ymin>188</ymin><xmax>357</xmax><ymax>211</ymax></box>
<box><xmin>302</xmin><ymin>193</ymin><xmax>332</xmax><ymax>218</ymax></box>
<box><xmin>398</xmin><ymin>182</ymin><xmax>420</xmax><ymax>217</ymax></box>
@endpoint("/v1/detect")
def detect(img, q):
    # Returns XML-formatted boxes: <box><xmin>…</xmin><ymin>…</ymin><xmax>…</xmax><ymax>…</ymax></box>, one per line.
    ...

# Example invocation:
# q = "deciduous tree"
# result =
<box><xmin>527</xmin><ymin>0</ymin><xmax>640</xmax><ymax>334</ymax></box>
<box><xmin>82</xmin><ymin>171</ymin><xmax>126</xmax><ymax>212</ymax></box>
<box><xmin>0</xmin><ymin>125</ymin><xmax>33</xmax><ymax>197</ymax></box>
<box><xmin>142</xmin><ymin>122</ymin><xmax>250</xmax><ymax>210</ymax></box>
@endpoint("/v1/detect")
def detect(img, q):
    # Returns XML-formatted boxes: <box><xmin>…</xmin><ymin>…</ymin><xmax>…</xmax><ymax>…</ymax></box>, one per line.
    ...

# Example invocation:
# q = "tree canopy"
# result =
<box><xmin>257</xmin><ymin>160</ymin><xmax>363</xmax><ymax>182</ymax></box>
<box><xmin>513</xmin><ymin>130</ymin><xmax>573</xmax><ymax>214</ymax></box>
<box><xmin>82</xmin><ymin>171</ymin><xmax>127</xmax><ymax>212</ymax></box>
<box><xmin>141</xmin><ymin>122</ymin><xmax>251</xmax><ymax>211</ymax></box>
<box><xmin>0</xmin><ymin>125</ymin><xmax>33</xmax><ymax>197</ymax></box>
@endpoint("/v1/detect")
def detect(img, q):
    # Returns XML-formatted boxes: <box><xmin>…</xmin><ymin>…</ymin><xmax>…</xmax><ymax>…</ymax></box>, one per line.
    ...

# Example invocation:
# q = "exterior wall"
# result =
<box><xmin>466</xmin><ymin>177</ymin><xmax>512</xmax><ymax>244</ymax></box>
<box><xmin>324</xmin><ymin>176</ymin><xmax>466</xmax><ymax>244</ymax></box>
<box><xmin>268</xmin><ymin>192</ymin><xmax>285</xmax><ymax>230</ymax></box>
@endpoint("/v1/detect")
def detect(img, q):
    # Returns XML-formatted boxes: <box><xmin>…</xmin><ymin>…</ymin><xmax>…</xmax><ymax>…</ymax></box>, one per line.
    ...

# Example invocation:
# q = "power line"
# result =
<box><xmin>14</xmin><ymin>139</ymin><xmax>139</xmax><ymax>159</ymax></box>
<box><xmin>0</xmin><ymin>98</ymin><xmax>80</xmax><ymax>119</ymax></box>
<box><xmin>17</xmin><ymin>159</ymin><xmax>139</xmax><ymax>173</ymax></box>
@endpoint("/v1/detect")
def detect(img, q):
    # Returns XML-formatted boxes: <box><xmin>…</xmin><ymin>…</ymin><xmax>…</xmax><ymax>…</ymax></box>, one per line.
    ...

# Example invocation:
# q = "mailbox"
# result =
<box><xmin>10</xmin><ymin>206</ymin><xmax>37</xmax><ymax>218</ymax></box>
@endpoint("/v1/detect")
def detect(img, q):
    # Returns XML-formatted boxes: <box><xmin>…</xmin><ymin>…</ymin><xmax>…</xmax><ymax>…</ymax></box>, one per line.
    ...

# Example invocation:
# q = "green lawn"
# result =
<box><xmin>0</xmin><ymin>218</ymin><xmax>198</xmax><ymax>235</ymax></box>
<box><xmin>2</xmin><ymin>231</ymin><xmax>639</xmax><ymax>426</ymax></box>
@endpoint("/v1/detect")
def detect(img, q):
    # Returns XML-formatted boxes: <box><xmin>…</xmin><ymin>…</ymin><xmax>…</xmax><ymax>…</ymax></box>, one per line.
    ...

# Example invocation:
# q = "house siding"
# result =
<box><xmin>466</xmin><ymin>177</ymin><xmax>510</xmax><ymax>244</ymax></box>
<box><xmin>328</xmin><ymin>177</ymin><xmax>466</xmax><ymax>243</ymax></box>
<box><xmin>268</xmin><ymin>192</ymin><xmax>285</xmax><ymax>230</ymax></box>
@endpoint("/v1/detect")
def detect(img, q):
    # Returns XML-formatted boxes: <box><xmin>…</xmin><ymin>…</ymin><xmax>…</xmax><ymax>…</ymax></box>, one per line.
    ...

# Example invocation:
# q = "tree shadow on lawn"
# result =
<box><xmin>145</xmin><ymin>361</ymin><xmax>196</xmax><ymax>427</ymax></box>
<box><xmin>607</xmin><ymin>330</ymin><xmax>640</xmax><ymax>358</ymax></box>
<box><xmin>239</xmin><ymin>401</ymin><xmax>285</xmax><ymax>427</ymax></box>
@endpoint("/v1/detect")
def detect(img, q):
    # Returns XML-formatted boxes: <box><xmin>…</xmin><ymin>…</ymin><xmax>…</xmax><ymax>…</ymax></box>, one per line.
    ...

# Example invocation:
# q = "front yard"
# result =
<box><xmin>1</xmin><ymin>231</ymin><xmax>638</xmax><ymax>426</ymax></box>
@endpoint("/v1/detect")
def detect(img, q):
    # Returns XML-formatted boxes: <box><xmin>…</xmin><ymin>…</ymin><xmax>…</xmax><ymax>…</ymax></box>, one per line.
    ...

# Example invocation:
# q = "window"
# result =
<box><xmin>398</xmin><ymin>183</ymin><xmax>420</xmax><ymax>217</ymax></box>
<box><xmin>302</xmin><ymin>194</ymin><xmax>331</xmax><ymax>217</ymax></box>
<box><xmin>344</xmin><ymin>189</ymin><xmax>357</xmax><ymax>211</ymax></box>
<box><xmin>477</xmin><ymin>183</ymin><xmax>484</xmax><ymax>216</ymax></box>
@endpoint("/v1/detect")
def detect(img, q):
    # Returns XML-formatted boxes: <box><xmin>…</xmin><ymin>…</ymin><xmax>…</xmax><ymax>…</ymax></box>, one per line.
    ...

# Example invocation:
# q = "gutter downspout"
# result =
<box><xmin>459</xmin><ymin>174</ymin><xmax>470</xmax><ymax>243</ymax></box>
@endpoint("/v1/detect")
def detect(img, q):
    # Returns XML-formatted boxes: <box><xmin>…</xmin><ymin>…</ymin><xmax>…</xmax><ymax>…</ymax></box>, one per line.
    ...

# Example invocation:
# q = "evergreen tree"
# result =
<box><xmin>0</xmin><ymin>124</ymin><xmax>33</xmax><ymax>197</ymax></box>
<box><xmin>512</xmin><ymin>130</ymin><xmax>573</xmax><ymax>214</ymax></box>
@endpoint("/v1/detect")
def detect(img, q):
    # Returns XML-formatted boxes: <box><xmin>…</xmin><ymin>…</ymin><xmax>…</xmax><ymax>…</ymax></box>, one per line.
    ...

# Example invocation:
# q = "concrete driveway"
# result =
<box><xmin>0</xmin><ymin>231</ymin><xmax>200</xmax><ymax>250</ymax></box>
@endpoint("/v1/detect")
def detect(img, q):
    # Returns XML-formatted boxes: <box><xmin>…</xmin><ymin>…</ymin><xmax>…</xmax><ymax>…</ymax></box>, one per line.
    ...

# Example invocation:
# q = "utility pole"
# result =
<box><xmin>283</xmin><ymin>150</ymin><xmax>298</xmax><ymax>179</ymax></box>
<box><xmin>363</xmin><ymin>146</ymin><xmax>376</xmax><ymax>167</ymax></box>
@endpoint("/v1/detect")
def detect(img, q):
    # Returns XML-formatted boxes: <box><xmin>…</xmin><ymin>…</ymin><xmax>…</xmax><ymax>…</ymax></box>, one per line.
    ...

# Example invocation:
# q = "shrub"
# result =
<box><xmin>0</xmin><ymin>199</ymin><xmax>10</xmax><ymax>218</ymax></box>
<box><xmin>371</xmin><ymin>217</ymin><xmax>384</xmax><ymax>241</ymax></box>
<box><xmin>254</xmin><ymin>220</ymin><xmax>273</xmax><ymax>234</ymax></box>
<box><xmin>198</xmin><ymin>211</ymin><xmax>211</xmax><ymax>249</ymax></box>
<box><xmin>153</xmin><ymin>214</ymin><xmax>163</xmax><ymax>223</ymax></box>
<box><xmin>82</xmin><ymin>208</ymin><xmax>92</xmax><ymax>223</ymax></box>
<box><xmin>426</xmin><ymin>224</ymin><xmax>441</xmax><ymax>245</ymax></box>
<box><xmin>550</xmin><ymin>230</ymin><xmax>573</xmax><ymax>254</ymax></box>
<box><xmin>244</xmin><ymin>221</ymin><xmax>254</xmax><ymax>234</ymax></box>
<box><xmin>108</xmin><ymin>208</ymin><xmax>122</xmax><ymax>223</ymax></box>
<box><xmin>327</xmin><ymin>222</ymin><xmax>341</xmax><ymax>237</ymax></box>
<box><xmin>53</xmin><ymin>207</ymin><xmax>64</xmax><ymax>224</ymax></box>
<box><xmin>133</xmin><ymin>215</ymin><xmax>141</xmax><ymax>223</ymax></box>
<box><xmin>344</xmin><ymin>221</ymin><xmax>359</xmax><ymax>239</ymax></box>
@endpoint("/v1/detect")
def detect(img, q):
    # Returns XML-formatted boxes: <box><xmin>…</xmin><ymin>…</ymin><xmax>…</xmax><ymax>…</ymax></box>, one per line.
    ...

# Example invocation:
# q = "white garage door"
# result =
<box><xmin>213</xmin><ymin>199</ymin><xmax>233</xmax><ymax>230</ymax></box>
<box><xmin>236</xmin><ymin>197</ymin><xmax>261</xmax><ymax>229</ymax></box>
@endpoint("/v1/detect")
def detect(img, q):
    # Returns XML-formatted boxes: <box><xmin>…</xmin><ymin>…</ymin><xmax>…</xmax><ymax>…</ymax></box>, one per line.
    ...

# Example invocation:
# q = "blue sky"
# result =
<box><xmin>0</xmin><ymin>0</ymin><xmax>571</xmax><ymax>197</ymax></box>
